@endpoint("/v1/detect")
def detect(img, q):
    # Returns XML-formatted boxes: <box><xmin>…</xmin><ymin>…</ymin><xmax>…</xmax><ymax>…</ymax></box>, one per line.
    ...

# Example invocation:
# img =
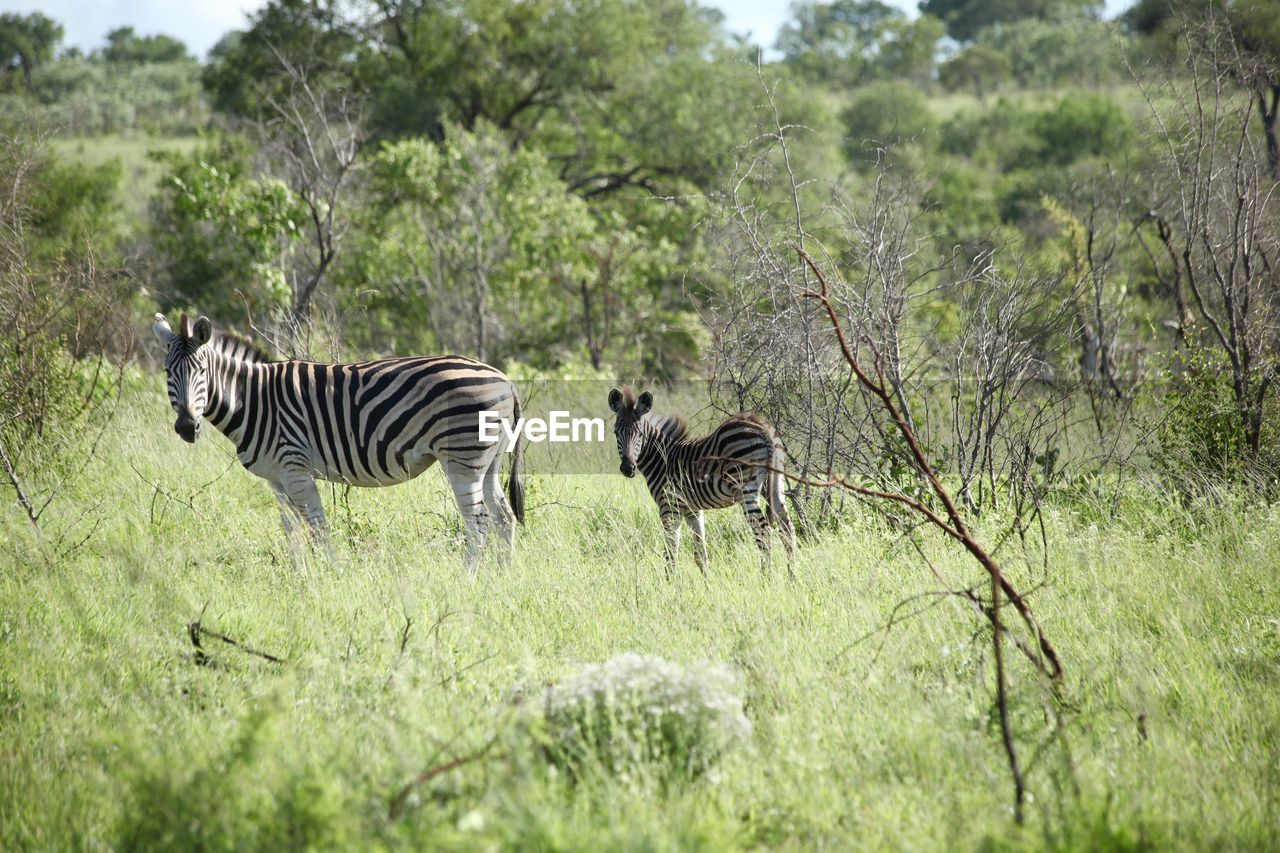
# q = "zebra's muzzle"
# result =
<box><xmin>620</xmin><ymin>460</ymin><xmax>636</xmax><ymax>478</ymax></box>
<box><xmin>174</xmin><ymin>413</ymin><xmax>199</xmax><ymax>443</ymax></box>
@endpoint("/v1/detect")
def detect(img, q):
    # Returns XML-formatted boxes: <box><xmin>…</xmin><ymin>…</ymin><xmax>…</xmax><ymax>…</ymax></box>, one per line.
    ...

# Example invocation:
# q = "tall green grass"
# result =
<box><xmin>1</xmin><ymin>385</ymin><xmax>1278</xmax><ymax>849</ymax></box>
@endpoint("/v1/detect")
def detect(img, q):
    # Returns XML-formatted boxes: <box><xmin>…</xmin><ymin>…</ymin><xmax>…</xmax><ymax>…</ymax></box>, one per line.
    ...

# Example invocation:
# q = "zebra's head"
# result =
<box><xmin>153</xmin><ymin>312</ymin><xmax>213</xmax><ymax>444</ymax></box>
<box><xmin>608</xmin><ymin>386</ymin><xmax>652</xmax><ymax>478</ymax></box>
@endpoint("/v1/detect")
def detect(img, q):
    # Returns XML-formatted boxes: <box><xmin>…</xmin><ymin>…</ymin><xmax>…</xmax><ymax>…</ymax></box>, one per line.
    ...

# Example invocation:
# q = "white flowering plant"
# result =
<box><xmin>533</xmin><ymin>653</ymin><xmax>753</xmax><ymax>783</ymax></box>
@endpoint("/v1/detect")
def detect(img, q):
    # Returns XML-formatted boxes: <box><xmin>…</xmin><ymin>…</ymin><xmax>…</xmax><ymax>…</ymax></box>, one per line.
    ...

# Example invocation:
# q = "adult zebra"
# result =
<box><xmin>153</xmin><ymin>313</ymin><xmax>524</xmax><ymax>570</ymax></box>
<box><xmin>608</xmin><ymin>386</ymin><xmax>795</xmax><ymax>573</ymax></box>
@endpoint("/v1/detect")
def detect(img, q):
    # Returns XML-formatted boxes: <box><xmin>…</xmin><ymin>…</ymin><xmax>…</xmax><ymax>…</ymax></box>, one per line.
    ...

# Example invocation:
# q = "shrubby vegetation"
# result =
<box><xmin>533</xmin><ymin>653</ymin><xmax>752</xmax><ymax>783</ymax></box>
<box><xmin>2</xmin><ymin>0</ymin><xmax>1280</xmax><ymax>846</ymax></box>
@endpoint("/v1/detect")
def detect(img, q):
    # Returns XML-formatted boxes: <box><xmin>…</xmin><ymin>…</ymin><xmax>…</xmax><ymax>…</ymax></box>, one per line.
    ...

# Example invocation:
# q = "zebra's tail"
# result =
<box><xmin>507</xmin><ymin>389</ymin><xmax>526</xmax><ymax>525</ymax></box>
<box><xmin>767</xmin><ymin>432</ymin><xmax>796</xmax><ymax>553</ymax></box>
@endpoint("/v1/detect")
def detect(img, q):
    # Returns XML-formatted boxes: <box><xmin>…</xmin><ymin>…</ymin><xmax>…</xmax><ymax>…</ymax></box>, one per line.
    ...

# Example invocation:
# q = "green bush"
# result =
<box><xmin>1028</xmin><ymin>92</ymin><xmax>1135</xmax><ymax>167</ymax></box>
<box><xmin>1151</xmin><ymin>343</ymin><xmax>1280</xmax><ymax>492</ymax></box>
<box><xmin>842</xmin><ymin>81</ymin><xmax>936</xmax><ymax>160</ymax></box>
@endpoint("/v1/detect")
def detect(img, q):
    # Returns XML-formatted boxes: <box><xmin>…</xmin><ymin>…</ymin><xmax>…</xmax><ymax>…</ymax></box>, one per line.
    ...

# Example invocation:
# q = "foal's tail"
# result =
<box><xmin>506</xmin><ymin>390</ymin><xmax>526</xmax><ymax>524</ymax></box>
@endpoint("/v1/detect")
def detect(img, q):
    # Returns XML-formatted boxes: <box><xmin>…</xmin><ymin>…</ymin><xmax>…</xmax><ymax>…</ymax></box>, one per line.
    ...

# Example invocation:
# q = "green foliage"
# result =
<box><xmin>150</xmin><ymin>139</ymin><xmax>306</xmax><ymax>320</ymax></box>
<box><xmin>941</xmin><ymin>93</ymin><xmax>1135</xmax><ymax>171</ymax></box>
<box><xmin>349</xmin><ymin>125</ymin><xmax>701</xmax><ymax>373</ymax></box>
<box><xmin>973</xmin><ymin>16</ymin><xmax>1125</xmax><ymax>89</ymax></box>
<box><xmin>1151</xmin><ymin>342</ymin><xmax>1280</xmax><ymax>490</ymax></box>
<box><xmin>920</xmin><ymin>162</ymin><xmax>1003</xmax><ymax>248</ymax></box>
<box><xmin>778</xmin><ymin>2</ymin><xmax>944</xmax><ymax>87</ymax></box>
<box><xmin>842</xmin><ymin>81</ymin><xmax>937</xmax><ymax>160</ymax></box>
<box><xmin>0</xmin><ymin>54</ymin><xmax>204</xmax><ymax>135</ymax></box>
<box><xmin>1027</xmin><ymin>92</ymin><xmax>1136</xmax><ymax>167</ymax></box>
<box><xmin>113</xmin><ymin>706</ymin><xmax>357</xmax><ymax>849</ymax></box>
<box><xmin>99</xmin><ymin>26</ymin><xmax>190</xmax><ymax>64</ymax></box>
<box><xmin>202</xmin><ymin>0</ymin><xmax>360</xmax><ymax>120</ymax></box>
<box><xmin>354</xmin><ymin>126</ymin><xmax>596</xmax><ymax>361</ymax></box>
<box><xmin>209</xmin><ymin>0</ymin><xmax>754</xmax><ymax>198</ymax></box>
<box><xmin>0</xmin><ymin>123</ymin><xmax>130</xmax><ymax>507</ymax></box>
<box><xmin>0</xmin><ymin>12</ymin><xmax>62</xmax><ymax>89</ymax></box>
<box><xmin>920</xmin><ymin>0</ymin><xmax>1103</xmax><ymax>43</ymax></box>
<box><xmin>777</xmin><ymin>1</ymin><xmax>902</xmax><ymax>85</ymax></box>
<box><xmin>938</xmin><ymin>44</ymin><xmax>1013</xmax><ymax>98</ymax></box>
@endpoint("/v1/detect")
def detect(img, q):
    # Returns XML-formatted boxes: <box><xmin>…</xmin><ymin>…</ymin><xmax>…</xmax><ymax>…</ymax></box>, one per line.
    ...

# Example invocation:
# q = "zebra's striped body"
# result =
<box><xmin>153</xmin><ymin>313</ymin><xmax>524</xmax><ymax>570</ymax></box>
<box><xmin>608</xmin><ymin>387</ymin><xmax>795</xmax><ymax>572</ymax></box>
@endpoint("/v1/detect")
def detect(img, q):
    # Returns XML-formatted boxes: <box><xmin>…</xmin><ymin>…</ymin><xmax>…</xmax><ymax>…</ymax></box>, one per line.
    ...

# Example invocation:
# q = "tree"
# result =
<box><xmin>971</xmin><ymin>16</ymin><xmax>1124</xmax><ymax>89</ymax></box>
<box><xmin>151</xmin><ymin>138</ymin><xmax>307</xmax><ymax>323</ymax></box>
<box><xmin>361</xmin><ymin>126</ymin><xmax>596</xmax><ymax>362</ymax></box>
<box><xmin>919</xmin><ymin>0</ymin><xmax>1101</xmax><ymax>43</ymax></box>
<box><xmin>938</xmin><ymin>44</ymin><xmax>1012</xmax><ymax>99</ymax></box>
<box><xmin>880</xmin><ymin>14</ymin><xmax>945</xmax><ymax>85</ymax></box>
<box><xmin>1134</xmin><ymin>20</ymin><xmax>1280</xmax><ymax>468</ymax></box>
<box><xmin>0</xmin><ymin>13</ymin><xmax>62</xmax><ymax>88</ymax></box>
<box><xmin>1128</xmin><ymin>0</ymin><xmax>1280</xmax><ymax>180</ymax></box>
<box><xmin>776</xmin><ymin>0</ymin><xmax>902</xmax><ymax>84</ymax></box>
<box><xmin>842</xmin><ymin>80</ymin><xmax>936</xmax><ymax>156</ymax></box>
<box><xmin>205</xmin><ymin>0</ymin><xmax>754</xmax><ymax>200</ymax></box>
<box><xmin>99</xmin><ymin>27</ymin><xmax>190</xmax><ymax>64</ymax></box>
<box><xmin>202</xmin><ymin>0</ymin><xmax>361</xmax><ymax>120</ymax></box>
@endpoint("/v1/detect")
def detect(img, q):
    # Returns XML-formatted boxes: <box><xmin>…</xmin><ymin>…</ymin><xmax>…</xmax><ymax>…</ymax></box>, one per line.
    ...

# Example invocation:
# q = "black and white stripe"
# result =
<box><xmin>154</xmin><ymin>313</ymin><xmax>525</xmax><ymax>570</ymax></box>
<box><xmin>608</xmin><ymin>386</ymin><xmax>795</xmax><ymax>572</ymax></box>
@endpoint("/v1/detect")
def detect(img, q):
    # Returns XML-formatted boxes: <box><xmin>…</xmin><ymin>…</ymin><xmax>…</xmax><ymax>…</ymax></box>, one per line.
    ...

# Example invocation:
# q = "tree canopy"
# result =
<box><xmin>919</xmin><ymin>0</ymin><xmax>1101</xmax><ymax>42</ymax></box>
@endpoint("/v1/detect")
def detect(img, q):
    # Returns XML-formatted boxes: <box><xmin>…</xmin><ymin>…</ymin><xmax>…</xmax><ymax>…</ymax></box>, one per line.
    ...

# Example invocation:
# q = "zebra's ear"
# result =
<box><xmin>192</xmin><ymin>316</ymin><xmax>213</xmax><ymax>346</ymax></box>
<box><xmin>635</xmin><ymin>391</ymin><xmax>653</xmax><ymax>415</ymax></box>
<box><xmin>608</xmin><ymin>387</ymin><xmax>624</xmax><ymax>414</ymax></box>
<box><xmin>152</xmin><ymin>313</ymin><xmax>177</xmax><ymax>346</ymax></box>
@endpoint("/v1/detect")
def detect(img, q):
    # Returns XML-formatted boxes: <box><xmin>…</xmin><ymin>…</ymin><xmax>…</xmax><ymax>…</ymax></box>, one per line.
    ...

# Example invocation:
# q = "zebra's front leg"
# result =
<box><xmin>685</xmin><ymin>511</ymin><xmax>708</xmax><ymax>575</ymax></box>
<box><xmin>660</xmin><ymin>506</ymin><xmax>682</xmax><ymax>577</ymax></box>
<box><xmin>274</xmin><ymin>473</ymin><xmax>335</xmax><ymax>567</ymax></box>
<box><xmin>445</xmin><ymin>460</ymin><xmax>489</xmax><ymax>577</ymax></box>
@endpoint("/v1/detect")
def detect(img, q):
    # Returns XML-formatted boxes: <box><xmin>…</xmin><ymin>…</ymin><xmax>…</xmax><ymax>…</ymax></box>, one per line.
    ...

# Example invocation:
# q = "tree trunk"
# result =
<box><xmin>580</xmin><ymin>278</ymin><xmax>601</xmax><ymax>370</ymax></box>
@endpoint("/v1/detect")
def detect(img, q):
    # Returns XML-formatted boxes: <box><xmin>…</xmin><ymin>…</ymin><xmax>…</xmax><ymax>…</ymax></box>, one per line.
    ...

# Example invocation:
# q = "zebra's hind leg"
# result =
<box><xmin>685</xmin><ymin>511</ymin><xmax>708</xmax><ymax>575</ymax></box>
<box><xmin>767</xmin><ymin>467</ymin><xmax>797</xmax><ymax>563</ymax></box>
<box><xmin>481</xmin><ymin>454</ymin><xmax>516</xmax><ymax>564</ymax></box>
<box><xmin>445</xmin><ymin>459</ymin><xmax>489</xmax><ymax>576</ymax></box>
<box><xmin>742</xmin><ymin>493</ymin><xmax>772</xmax><ymax>571</ymax></box>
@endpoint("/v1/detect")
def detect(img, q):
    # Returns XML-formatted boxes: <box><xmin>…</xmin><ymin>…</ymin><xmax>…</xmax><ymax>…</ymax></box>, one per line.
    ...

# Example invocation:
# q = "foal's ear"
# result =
<box><xmin>152</xmin><ymin>313</ymin><xmax>176</xmax><ymax>346</ymax></box>
<box><xmin>192</xmin><ymin>316</ymin><xmax>213</xmax><ymax>346</ymax></box>
<box><xmin>608</xmin><ymin>387</ymin><xmax>624</xmax><ymax>413</ymax></box>
<box><xmin>635</xmin><ymin>391</ymin><xmax>653</xmax><ymax>415</ymax></box>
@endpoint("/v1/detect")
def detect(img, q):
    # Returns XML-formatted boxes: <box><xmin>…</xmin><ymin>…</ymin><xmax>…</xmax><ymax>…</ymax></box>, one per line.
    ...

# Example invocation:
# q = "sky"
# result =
<box><xmin>2</xmin><ymin>0</ymin><xmax>1136</xmax><ymax>60</ymax></box>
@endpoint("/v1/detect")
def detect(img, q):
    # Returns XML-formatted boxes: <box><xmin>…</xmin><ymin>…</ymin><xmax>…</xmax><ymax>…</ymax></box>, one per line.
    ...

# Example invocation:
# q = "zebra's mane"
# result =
<box><xmin>210</xmin><ymin>332</ymin><xmax>273</xmax><ymax>364</ymax></box>
<box><xmin>645</xmin><ymin>413</ymin><xmax>689</xmax><ymax>444</ymax></box>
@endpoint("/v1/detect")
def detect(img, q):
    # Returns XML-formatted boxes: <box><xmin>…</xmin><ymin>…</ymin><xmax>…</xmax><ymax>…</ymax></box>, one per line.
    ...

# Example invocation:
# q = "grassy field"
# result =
<box><xmin>2</xmin><ymin>384</ymin><xmax>1279</xmax><ymax>850</ymax></box>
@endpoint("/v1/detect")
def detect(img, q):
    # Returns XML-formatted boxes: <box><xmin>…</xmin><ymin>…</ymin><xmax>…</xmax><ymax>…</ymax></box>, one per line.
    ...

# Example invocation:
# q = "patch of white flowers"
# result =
<box><xmin>538</xmin><ymin>653</ymin><xmax>752</xmax><ymax>781</ymax></box>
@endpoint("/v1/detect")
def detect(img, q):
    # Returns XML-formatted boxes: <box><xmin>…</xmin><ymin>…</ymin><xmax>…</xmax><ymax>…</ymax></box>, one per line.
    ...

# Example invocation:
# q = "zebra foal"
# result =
<box><xmin>153</xmin><ymin>313</ymin><xmax>525</xmax><ymax>571</ymax></box>
<box><xmin>608</xmin><ymin>386</ymin><xmax>795</xmax><ymax>573</ymax></box>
